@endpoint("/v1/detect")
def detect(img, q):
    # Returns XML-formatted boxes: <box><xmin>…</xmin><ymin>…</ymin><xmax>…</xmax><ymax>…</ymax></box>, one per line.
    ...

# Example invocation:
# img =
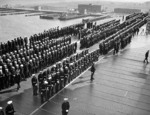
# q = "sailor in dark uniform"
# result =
<box><xmin>47</xmin><ymin>74</ymin><xmax>52</xmax><ymax>98</ymax></box>
<box><xmin>41</xmin><ymin>80</ymin><xmax>48</xmax><ymax>102</ymax></box>
<box><xmin>38</xmin><ymin>71</ymin><xmax>44</xmax><ymax>93</ymax></box>
<box><xmin>90</xmin><ymin>62</ymin><xmax>95</xmax><ymax>81</ymax></box>
<box><xmin>15</xmin><ymin>65</ymin><xmax>21</xmax><ymax>90</ymax></box>
<box><xmin>144</xmin><ymin>50</ymin><xmax>149</xmax><ymax>64</ymax></box>
<box><xmin>5</xmin><ymin>101</ymin><xmax>15</xmax><ymax>115</ymax></box>
<box><xmin>61</xmin><ymin>98</ymin><xmax>70</xmax><ymax>115</ymax></box>
<box><xmin>0</xmin><ymin>107</ymin><xmax>4</xmax><ymax>115</ymax></box>
<box><xmin>31</xmin><ymin>74</ymin><xmax>38</xmax><ymax>96</ymax></box>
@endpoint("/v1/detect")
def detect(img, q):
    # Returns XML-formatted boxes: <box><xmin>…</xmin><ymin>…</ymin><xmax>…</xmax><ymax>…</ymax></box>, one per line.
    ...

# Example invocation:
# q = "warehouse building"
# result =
<box><xmin>78</xmin><ymin>4</ymin><xmax>101</xmax><ymax>14</ymax></box>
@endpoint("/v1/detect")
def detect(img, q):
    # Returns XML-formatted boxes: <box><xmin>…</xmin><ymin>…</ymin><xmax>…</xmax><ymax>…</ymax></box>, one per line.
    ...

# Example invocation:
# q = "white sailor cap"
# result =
<box><xmin>44</xmin><ymin>80</ymin><xmax>48</xmax><ymax>84</ymax></box>
<box><xmin>0</xmin><ymin>107</ymin><xmax>2</xmax><ymax>110</ymax></box>
<box><xmin>64</xmin><ymin>98</ymin><xmax>68</xmax><ymax>101</ymax></box>
<box><xmin>48</xmin><ymin>77</ymin><xmax>52</xmax><ymax>80</ymax></box>
<box><xmin>7</xmin><ymin>100</ymin><xmax>13</xmax><ymax>104</ymax></box>
<box><xmin>32</xmin><ymin>74</ymin><xmax>35</xmax><ymax>77</ymax></box>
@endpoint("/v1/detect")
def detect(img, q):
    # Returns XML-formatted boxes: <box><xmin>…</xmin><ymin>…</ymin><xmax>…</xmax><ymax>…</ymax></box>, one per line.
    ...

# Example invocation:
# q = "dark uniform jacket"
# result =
<box><xmin>5</xmin><ymin>104</ymin><xmax>15</xmax><ymax>115</ymax></box>
<box><xmin>91</xmin><ymin>64</ymin><xmax>95</xmax><ymax>73</ymax></box>
<box><xmin>61</xmin><ymin>101</ymin><xmax>70</xmax><ymax>112</ymax></box>
<box><xmin>32</xmin><ymin>77</ymin><xmax>37</xmax><ymax>86</ymax></box>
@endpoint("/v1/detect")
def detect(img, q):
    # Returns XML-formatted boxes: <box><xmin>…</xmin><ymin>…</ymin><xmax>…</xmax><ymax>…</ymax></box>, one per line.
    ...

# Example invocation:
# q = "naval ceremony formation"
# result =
<box><xmin>1</xmin><ymin>1</ymin><xmax>150</xmax><ymax>114</ymax></box>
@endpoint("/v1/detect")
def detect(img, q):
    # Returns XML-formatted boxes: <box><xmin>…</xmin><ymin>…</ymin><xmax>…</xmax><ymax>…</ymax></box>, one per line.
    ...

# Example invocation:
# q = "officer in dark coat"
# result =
<box><xmin>63</xmin><ymin>66</ymin><xmax>69</xmax><ymax>86</ymax></box>
<box><xmin>5</xmin><ymin>101</ymin><xmax>15</xmax><ymax>115</ymax></box>
<box><xmin>61</xmin><ymin>98</ymin><xmax>70</xmax><ymax>115</ymax></box>
<box><xmin>90</xmin><ymin>62</ymin><xmax>95</xmax><ymax>81</ymax></box>
<box><xmin>15</xmin><ymin>65</ymin><xmax>21</xmax><ymax>90</ymax></box>
<box><xmin>5</xmin><ymin>68</ymin><xmax>11</xmax><ymax>88</ymax></box>
<box><xmin>31</xmin><ymin>74</ymin><xmax>38</xmax><ymax>96</ymax></box>
<box><xmin>47</xmin><ymin>74</ymin><xmax>52</xmax><ymax>98</ymax></box>
<box><xmin>41</xmin><ymin>80</ymin><xmax>48</xmax><ymax>102</ymax></box>
<box><xmin>0</xmin><ymin>107</ymin><xmax>4</xmax><ymax>115</ymax></box>
<box><xmin>144</xmin><ymin>50</ymin><xmax>149</xmax><ymax>64</ymax></box>
<box><xmin>38</xmin><ymin>71</ymin><xmax>44</xmax><ymax>93</ymax></box>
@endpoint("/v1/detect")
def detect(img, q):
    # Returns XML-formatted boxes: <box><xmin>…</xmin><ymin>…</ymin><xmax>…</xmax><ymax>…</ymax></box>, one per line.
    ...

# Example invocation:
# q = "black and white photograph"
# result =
<box><xmin>0</xmin><ymin>0</ymin><xmax>150</xmax><ymax>115</ymax></box>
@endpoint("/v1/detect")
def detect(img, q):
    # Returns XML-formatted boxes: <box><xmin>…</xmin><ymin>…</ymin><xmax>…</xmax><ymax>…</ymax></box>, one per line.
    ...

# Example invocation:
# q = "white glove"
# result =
<box><xmin>66</xmin><ymin>110</ymin><xmax>69</xmax><ymax>112</ymax></box>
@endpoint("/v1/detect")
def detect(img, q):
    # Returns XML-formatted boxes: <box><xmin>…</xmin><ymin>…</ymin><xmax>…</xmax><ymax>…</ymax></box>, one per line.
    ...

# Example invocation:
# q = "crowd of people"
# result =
<box><xmin>31</xmin><ymin>47</ymin><xmax>99</xmax><ymax>102</ymax></box>
<box><xmin>0</xmin><ymin>36</ymin><xmax>78</xmax><ymax>91</ymax></box>
<box><xmin>80</xmin><ymin>13</ymin><xmax>148</xmax><ymax>50</ymax></box>
<box><xmin>0</xmin><ymin>12</ymin><xmax>148</xmax><ymax>115</ymax></box>
<box><xmin>30</xmin><ymin>12</ymin><xmax>148</xmax><ymax>103</ymax></box>
<box><xmin>80</xmin><ymin>19</ymin><xmax>120</xmax><ymax>49</ymax></box>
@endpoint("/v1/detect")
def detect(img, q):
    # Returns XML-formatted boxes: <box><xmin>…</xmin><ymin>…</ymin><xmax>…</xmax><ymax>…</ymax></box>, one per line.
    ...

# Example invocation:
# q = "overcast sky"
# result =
<box><xmin>0</xmin><ymin>0</ymin><xmax>150</xmax><ymax>6</ymax></box>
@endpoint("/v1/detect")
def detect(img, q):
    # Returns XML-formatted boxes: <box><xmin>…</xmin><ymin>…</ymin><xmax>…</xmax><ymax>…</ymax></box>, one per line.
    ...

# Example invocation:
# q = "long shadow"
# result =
<box><xmin>0</xmin><ymin>88</ymin><xmax>17</xmax><ymax>94</ymax></box>
<box><xmin>71</xmin><ymin>79</ymin><xmax>90</xmax><ymax>85</ymax></box>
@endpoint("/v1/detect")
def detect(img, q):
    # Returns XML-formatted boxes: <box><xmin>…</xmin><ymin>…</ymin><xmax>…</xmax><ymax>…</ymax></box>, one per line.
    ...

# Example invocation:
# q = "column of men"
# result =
<box><xmin>80</xmin><ymin>19</ymin><xmax>120</xmax><ymax>49</ymax></box>
<box><xmin>0</xmin><ymin>22</ymin><xmax>83</xmax><ymax>56</ymax></box>
<box><xmin>0</xmin><ymin>36</ymin><xmax>77</xmax><ymax>91</ymax></box>
<box><xmin>29</xmin><ymin>23</ymin><xmax>84</xmax><ymax>44</ymax></box>
<box><xmin>80</xmin><ymin>12</ymin><xmax>148</xmax><ymax>50</ymax></box>
<box><xmin>99</xmin><ymin>16</ymin><xmax>147</xmax><ymax>55</ymax></box>
<box><xmin>31</xmin><ymin>48</ymin><xmax>100</xmax><ymax>103</ymax></box>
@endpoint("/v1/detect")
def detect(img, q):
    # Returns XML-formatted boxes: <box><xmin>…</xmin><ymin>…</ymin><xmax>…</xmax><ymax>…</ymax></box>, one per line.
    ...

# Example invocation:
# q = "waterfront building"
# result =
<box><xmin>78</xmin><ymin>4</ymin><xmax>101</xmax><ymax>14</ymax></box>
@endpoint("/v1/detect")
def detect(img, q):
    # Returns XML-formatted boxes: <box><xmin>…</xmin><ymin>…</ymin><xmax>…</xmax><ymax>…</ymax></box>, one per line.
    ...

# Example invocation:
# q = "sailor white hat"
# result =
<box><xmin>7</xmin><ymin>100</ymin><xmax>13</xmax><ymax>104</ymax></box>
<box><xmin>44</xmin><ymin>80</ymin><xmax>48</xmax><ymax>84</ymax></box>
<box><xmin>32</xmin><ymin>74</ymin><xmax>35</xmax><ymax>77</ymax></box>
<box><xmin>64</xmin><ymin>98</ymin><xmax>68</xmax><ymax>101</ymax></box>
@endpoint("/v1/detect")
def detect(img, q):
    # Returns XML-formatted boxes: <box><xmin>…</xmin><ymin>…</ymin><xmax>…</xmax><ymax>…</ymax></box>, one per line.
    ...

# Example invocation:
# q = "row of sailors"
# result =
<box><xmin>0</xmin><ymin>35</ymin><xmax>71</xmax><ymax>57</ymax></box>
<box><xmin>99</xmin><ymin>33</ymin><xmax>132</xmax><ymax>55</ymax></box>
<box><xmin>99</xmin><ymin>16</ymin><xmax>146</xmax><ymax>56</ymax></box>
<box><xmin>29</xmin><ymin>23</ymin><xmax>84</xmax><ymax>44</ymax></box>
<box><xmin>0</xmin><ymin>36</ymin><xmax>74</xmax><ymax>74</ymax></box>
<box><xmin>0</xmin><ymin>42</ymin><xmax>77</xmax><ymax>91</ymax></box>
<box><xmin>0</xmin><ymin>37</ymin><xmax>28</xmax><ymax>55</ymax></box>
<box><xmin>30</xmin><ymin>35</ymin><xmax>71</xmax><ymax>46</ymax></box>
<box><xmin>31</xmin><ymin>49</ymin><xmax>99</xmax><ymax>102</ymax></box>
<box><xmin>80</xmin><ymin>19</ymin><xmax>120</xmax><ymax>40</ymax></box>
<box><xmin>80</xmin><ymin>20</ymin><xmax>120</xmax><ymax>49</ymax></box>
<box><xmin>15</xmin><ymin>36</ymin><xmax>72</xmax><ymax>60</ymax></box>
<box><xmin>80</xmin><ymin>13</ymin><xmax>147</xmax><ymax>50</ymax></box>
<box><xmin>0</xmin><ymin>22</ymin><xmax>81</xmax><ymax>56</ymax></box>
<box><xmin>93</xmin><ymin>19</ymin><xmax>118</xmax><ymax>31</ymax></box>
<box><xmin>125</xmin><ymin>12</ymin><xmax>143</xmax><ymax>20</ymax></box>
<box><xmin>29</xmin><ymin>37</ymin><xmax>71</xmax><ymax>54</ymax></box>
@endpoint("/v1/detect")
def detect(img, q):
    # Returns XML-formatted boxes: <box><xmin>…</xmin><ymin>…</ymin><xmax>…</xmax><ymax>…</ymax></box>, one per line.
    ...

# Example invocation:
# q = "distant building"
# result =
<box><xmin>34</xmin><ymin>6</ymin><xmax>41</xmax><ymax>11</ymax></box>
<box><xmin>39</xmin><ymin>6</ymin><xmax>67</xmax><ymax>12</ymax></box>
<box><xmin>78</xmin><ymin>4</ymin><xmax>101</xmax><ymax>14</ymax></box>
<box><xmin>2</xmin><ymin>4</ymin><xmax>11</xmax><ymax>8</ymax></box>
<box><xmin>114</xmin><ymin>8</ymin><xmax>141</xmax><ymax>14</ymax></box>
